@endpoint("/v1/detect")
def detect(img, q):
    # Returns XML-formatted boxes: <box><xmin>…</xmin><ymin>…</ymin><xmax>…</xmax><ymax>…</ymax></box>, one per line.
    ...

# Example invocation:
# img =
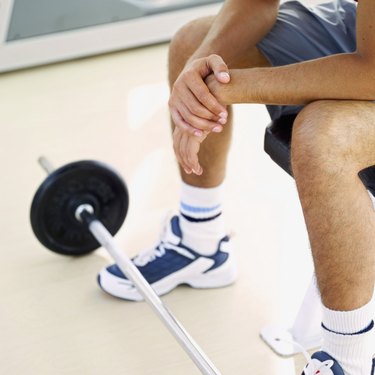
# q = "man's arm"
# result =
<box><xmin>170</xmin><ymin>0</ymin><xmax>280</xmax><ymax>174</ymax></box>
<box><xmin>208</xmin><ymin>0</ymin><xmax>375</xmax><ymax>105</ymax></box>
<box><xmin>169</xmin><ymin>0</ymin><xmax>280</xmax><ymax>137</ymax></box>
<box><xmin>189</xmin><ymin>0</ymin><xmax>279</xmax><ymax>64</ymax></box>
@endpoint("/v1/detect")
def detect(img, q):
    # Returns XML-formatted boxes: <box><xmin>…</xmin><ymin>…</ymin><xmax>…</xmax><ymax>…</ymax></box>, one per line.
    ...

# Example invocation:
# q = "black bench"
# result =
<box><xmin>264</xmin><ymin>114</ymin><xmax>296</xmax><ymax>177</ymax></box>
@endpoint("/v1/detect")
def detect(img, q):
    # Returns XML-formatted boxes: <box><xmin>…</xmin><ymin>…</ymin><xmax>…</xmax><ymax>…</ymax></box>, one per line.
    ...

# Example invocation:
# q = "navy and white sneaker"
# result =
<box><xmin>301</xmin><ymin>352</ymin><xmax>345</xmax><ymax>375</ymax></box>
<box><xmin>302</xmin><ymin>351</ymin><xmax>375</xmax><ymax>374</ymax></box>
<box><xmin>302</xmin><ymin>343</ymin><xmax>375</xmax><ymax>375</ymax></box>
<box><xmin>97</xmin><ymin>215</ymin><xmax>238</xmax><ymax>301</ymax></box>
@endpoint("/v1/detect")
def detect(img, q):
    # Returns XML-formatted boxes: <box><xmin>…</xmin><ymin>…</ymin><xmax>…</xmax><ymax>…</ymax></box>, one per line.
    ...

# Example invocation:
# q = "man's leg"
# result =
<box><xmin>167</xmin><ymin>17</ymin><xmax>271</xmax><ymax>254</ymax></box>
<box><xmin>98</xmin><ymin>17</ymin><xmax>270</xmax><ymax>300</ymax></box>
<box><xmin>168</xmin><ymin>16</ymin><xmax>270</xmax><ymax>188</ymax></box>
<box><xmin>291</xmin><ymin>100</ymin><xmax>375</xmax><ymax>374</ymax></box>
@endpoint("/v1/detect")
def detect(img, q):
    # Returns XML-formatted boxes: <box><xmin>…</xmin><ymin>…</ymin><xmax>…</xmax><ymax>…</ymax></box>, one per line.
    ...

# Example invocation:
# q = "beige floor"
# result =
<box><xmin>0</xmin><ymin>43</ymin><xmax>315</xmax><ymax>375</ymax></box>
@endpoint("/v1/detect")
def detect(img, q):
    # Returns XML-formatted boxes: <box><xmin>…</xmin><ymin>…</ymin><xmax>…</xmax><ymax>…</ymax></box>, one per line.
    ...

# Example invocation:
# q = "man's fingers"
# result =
<box><xmin>178</xmin><ymin>103</ymin><xmax>224</xmax><ymax>133</ymax></box>
<box><xmin>173</xmin><ymin>124</ymin><xmax>192</xmax><ymax>174</ymax></box>
<box><xmin>179</xmin><ymin>133</ymin><xmax>202</xmax><ymax>175</ymax></box>
<box><xmin>207</xmin><ymin>54</ymin><xmax>231</xmax><ymax>84</ymax></box>
<box><xmin>182</xmin><ymin>71</ymin><xmax>227</xmax><ymax>117</ymax></box>
<box><xmin>186</xmin><ymin>137</ymin><xmax>203</xmax><ymax>175</ymax></box>
<box><xmin>184</xmin><ymin>88</ymin><xmax>222</xmax><ymax>122</ymax></box>
<box><xmin>178</xmin><ymin>132</ymin><xmax>191</xmax><ymax>173</ymax></box>
<box><xmin>171</xmin><ymin>113</ymin><xmax>205</xmax><ymax>175</ymax></box>
<box><xmin>171</xmin><ymin>108</ymin><xmax>203</xmax><ymax>137</ymax></box>
<box><xmin>169</xmin><ymin>55</ymin><xmax>229</xmax><ymax>126</ymax></box>
<box><xmin>171</xmin><ymin>100</ymin><xmax>224</xmax><ymax>135</ymax></box>
<box><xmin>172</xmin><ymin>125</ymin><xmax>206</xmax><ymax>176</ymax></box>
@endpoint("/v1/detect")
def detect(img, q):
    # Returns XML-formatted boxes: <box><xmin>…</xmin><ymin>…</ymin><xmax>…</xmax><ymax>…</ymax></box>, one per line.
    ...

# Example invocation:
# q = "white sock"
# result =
<box><xmin>178</xmin><ymin>182</ymin><xmax>226</xmax><ymax>255</ymax></box>
<box><xmin>322</xmin><ymin>299</ymin><xmax>375</xmax><ymax>375</ymax></box>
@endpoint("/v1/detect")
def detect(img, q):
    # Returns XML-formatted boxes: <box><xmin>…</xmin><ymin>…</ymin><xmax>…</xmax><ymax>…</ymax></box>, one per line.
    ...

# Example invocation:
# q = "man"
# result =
<box><xmin>98</xmin><ymin>0</ymin><xmax>375</xmax><ymax>373</ymax></box>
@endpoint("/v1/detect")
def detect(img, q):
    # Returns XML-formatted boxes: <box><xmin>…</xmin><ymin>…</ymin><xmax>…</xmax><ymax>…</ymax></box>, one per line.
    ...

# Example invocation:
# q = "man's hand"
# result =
<box><xmin>169</xmin><ymin>54</ymin><xmax>230</xmax><ymax>136</ymax></box>
<box><xmin>172</xmin><ymin>125</ymin><xmax>208</xmax><ymax>175</ymax></box>
<box><xmin>169</xmin><ymin>54</ymin><xmax>230</xmax><ymax>174</ymax></box>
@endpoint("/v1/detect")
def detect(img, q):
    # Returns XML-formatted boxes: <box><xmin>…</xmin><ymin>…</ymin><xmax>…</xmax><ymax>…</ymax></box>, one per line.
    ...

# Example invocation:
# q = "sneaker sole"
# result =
<box><xmin>97</xmin><ymin>256</ymin><xmax>238</xmax><ymax>301</ymax></box>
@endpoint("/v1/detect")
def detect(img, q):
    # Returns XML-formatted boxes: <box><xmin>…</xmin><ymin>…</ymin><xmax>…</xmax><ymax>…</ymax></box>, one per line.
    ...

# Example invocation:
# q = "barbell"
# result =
<box><xmin>30</xmin><ymin>157</ymin><xmax>222</xmax><ymax>375</ymax></box>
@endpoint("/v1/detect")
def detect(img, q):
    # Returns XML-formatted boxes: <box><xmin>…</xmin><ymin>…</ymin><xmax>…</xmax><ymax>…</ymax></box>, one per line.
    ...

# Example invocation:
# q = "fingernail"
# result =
<box><xmin>218</xmin><ymin>117</ymin><xmax>227</xmax><ymax>125</ymax></box>
<box><xmin>194</xmin><ymin>130</ymin><xmax>203</xmax><ymax>137</ymax></box>
<box><xmin>184</xmin><ymin>169</ymin><xmax>191</xmax><ymax>174</ymax></box>
<box><xmin>212</xmin><ymin>126</ymin><xmax>223</xmax><ymax>133</ymax></box>
<box><xmin>219</xmin><ymin>72</ymin><xmax>230</xmax><ymax>80</ymax></box>
<box><xmin>219</xmin><ymin>111</ymin><xmax>228</xmax><ymax>119</ymax></box>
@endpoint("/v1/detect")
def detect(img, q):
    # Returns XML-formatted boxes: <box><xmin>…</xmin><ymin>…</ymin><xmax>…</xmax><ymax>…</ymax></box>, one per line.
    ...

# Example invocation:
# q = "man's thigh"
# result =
<box><xmin>257</xmin><ymin>0</ymin><xmax>357</xmax><ymax>121</ymax></box>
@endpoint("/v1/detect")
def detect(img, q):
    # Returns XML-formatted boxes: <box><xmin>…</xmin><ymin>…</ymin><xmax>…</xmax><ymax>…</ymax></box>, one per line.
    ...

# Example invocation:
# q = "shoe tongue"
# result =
<box><xmin>160</xmin><ymin>216</ymin><xmax>182</xmax><ymax>246</ymax></box>
<box><xmin>311</xmin><ymin>352</ymin><xmax>344</xmax><ymax>375</ymax></box>
<box><xmin>312</xmin><ymin>352</ymin><xmax>334</xmax><ymax>362</ymax></box>
<box><xmin>171</xmin><ymin>216</ymin><xmax>182</xmax><ymax>238</ymax></box>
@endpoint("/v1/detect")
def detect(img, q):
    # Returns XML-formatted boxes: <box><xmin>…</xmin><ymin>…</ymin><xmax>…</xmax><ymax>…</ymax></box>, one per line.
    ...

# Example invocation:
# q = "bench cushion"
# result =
<box><xmin>264</xmin><ymin>114</ymin><xmax>297</xmax><ymax>177</ymax></box>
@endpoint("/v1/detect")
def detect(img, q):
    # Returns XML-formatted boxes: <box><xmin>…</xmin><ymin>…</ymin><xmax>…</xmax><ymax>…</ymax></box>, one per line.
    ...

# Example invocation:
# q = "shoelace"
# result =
<box><xmin>134</xmin><ymin>242</ymin><xmax>196</xmax><ymax>266</ymax></box>
<box><xmin>275</xmin><ymin>337</ymin><xmax>334</xmax><ymax>374</ymax></box>
<box><xmin>133</xmin><ymin>215</ymin><xmax>196</xmax><ymax>267</ymax></box>
<box><xmin>132</xmin><ymin>214</ymin><xmax>173</xmax><ymax>266</ymax></box>
<box><xmin>133</xmin><ymin>243</ymin><xmax>168</xmax><ymax>266</ymax></box>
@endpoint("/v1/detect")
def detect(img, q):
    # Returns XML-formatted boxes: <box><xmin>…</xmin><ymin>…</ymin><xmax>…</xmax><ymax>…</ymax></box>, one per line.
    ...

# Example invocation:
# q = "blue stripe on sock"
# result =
<box><xmin>180</xmin><ymin>202</ymin><xmax>221</xmax><ymax>214</ymax></box>
<box><xmin>322</xmin><ymin>320</ymin><xmax>374</xmax><ymax>335</ymax></box>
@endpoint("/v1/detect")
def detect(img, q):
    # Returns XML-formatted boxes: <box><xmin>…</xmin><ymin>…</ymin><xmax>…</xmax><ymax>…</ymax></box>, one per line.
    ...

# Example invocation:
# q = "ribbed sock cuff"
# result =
<box><xmin>180</xmin><ymin>182</ymin><xmax>224</xmax><ymax>220</ymax></box>
<box><xmin>321</xmin><ymin>299</ymin><xmax>375</xmax><ymax>374</ymax></box>
<box><xmin>178</xmin><ymin>182</ymin><xmax>226</xmax><ymax>255</ymax></box>
<box><xmin>322</xmin><ymin>325</ymin><xmax>375</xmax><ymax>375</ymax></box>
<box><xmin>322</xmin><ymin>299</ymin><xmax>375</xmax><ymax>335</ymax></box>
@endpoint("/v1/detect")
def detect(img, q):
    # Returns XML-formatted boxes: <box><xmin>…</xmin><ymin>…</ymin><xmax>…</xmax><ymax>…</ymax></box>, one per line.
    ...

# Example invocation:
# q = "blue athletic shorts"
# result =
<box><xmin>257</xmin><ymin>0</ymin><xmax>357</xmax><ymax>120</ymax></box>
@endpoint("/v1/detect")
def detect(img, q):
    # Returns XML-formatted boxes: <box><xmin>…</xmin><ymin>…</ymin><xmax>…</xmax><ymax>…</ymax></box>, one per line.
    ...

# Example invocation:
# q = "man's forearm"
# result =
<box><xmin>189</xmin><ymin>0</ymin><xmax>279</xmax><ymax>64</ymax></box>
<box><xmin>217</xmin><ymin>52</ymin><xmax>375</xmax><ymax>105</ymax></box>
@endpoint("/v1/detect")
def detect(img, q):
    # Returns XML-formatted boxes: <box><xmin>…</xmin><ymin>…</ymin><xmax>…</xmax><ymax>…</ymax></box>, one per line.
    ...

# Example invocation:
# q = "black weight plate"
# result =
<box><xmin>30</xmin><ymin>160</ymin><xmax>129</xmax><ymax>256</ymax></box>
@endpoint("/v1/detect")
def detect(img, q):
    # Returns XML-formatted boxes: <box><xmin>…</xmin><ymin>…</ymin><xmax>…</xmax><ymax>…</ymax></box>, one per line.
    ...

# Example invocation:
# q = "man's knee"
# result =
<box><xmin>291</xmin><ymin>100</ymin><xmax>375</xmax><ymax>176</ymax></box>
<box><xmin>168</xmin><ymin>17</ymin><xmax>212</xmax><ymax>71</ymax></box>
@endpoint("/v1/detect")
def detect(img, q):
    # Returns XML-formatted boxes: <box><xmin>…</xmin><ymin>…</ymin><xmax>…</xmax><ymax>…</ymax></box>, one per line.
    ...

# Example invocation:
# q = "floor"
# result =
<box><xmin>1</xmin><ymin>42</ymin><xmax>316</xmax><ymax>374</ymax></box>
